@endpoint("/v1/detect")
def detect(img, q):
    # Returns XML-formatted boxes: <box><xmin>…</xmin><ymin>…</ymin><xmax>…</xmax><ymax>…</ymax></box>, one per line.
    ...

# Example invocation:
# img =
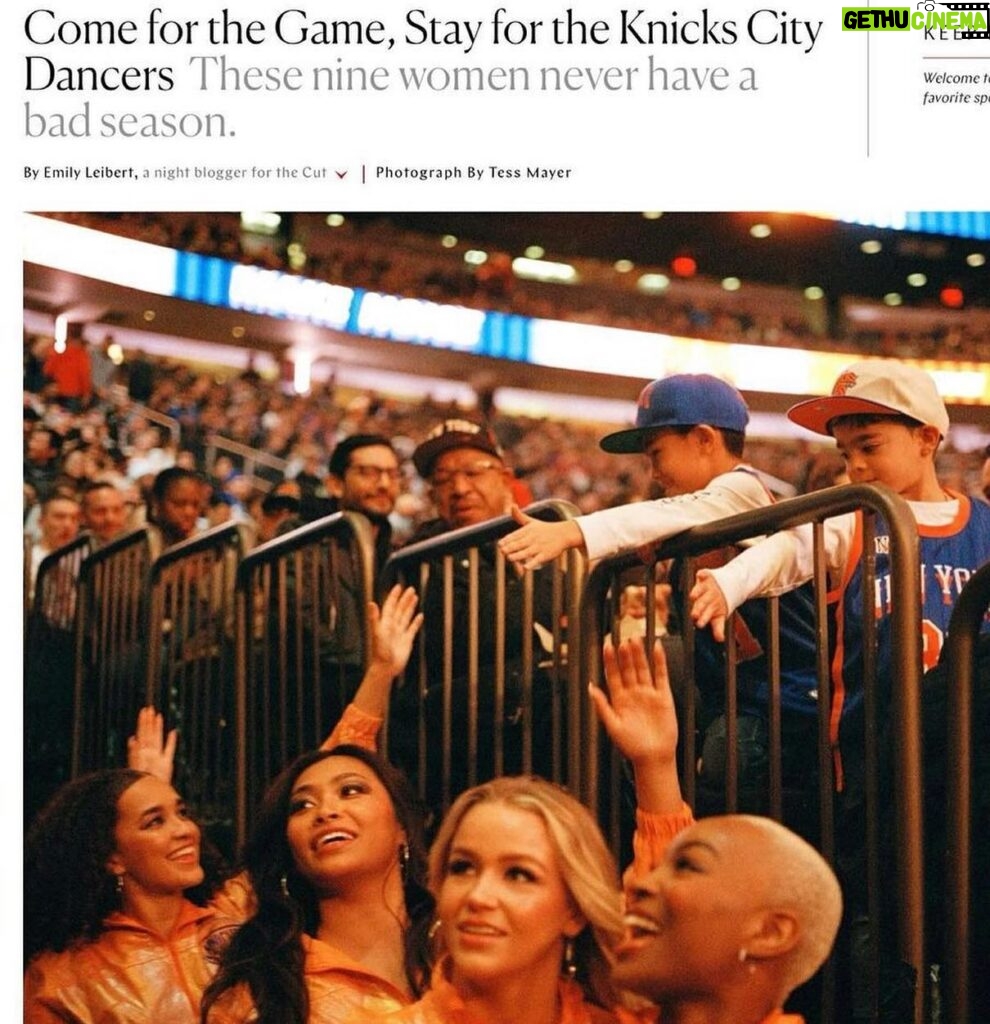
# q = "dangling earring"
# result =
<box><xmin>738</xmin><ymin>947</ymin><xmax>756</xmax><ymax>975</ymax></box>
<box><xmin>562</xmin><ymin>937</ymin><xmax>577</xmax><ymax>979</ymax></box>
<box><xmin>115</xmin><ymin>873</ymin><xmax>125</xmax><ymax>896</ymax></box>
<box><xmin>280</xmin><ymin>874</ymin><xmax>291</xmax><ymax>898</ymax></box>
<box><xmin>399</xmin><ymin>843</ymin><xmax>410</xmax><ymax>883</ymax></box>
<box><xmin>428</xmin><ymin>919</ymin><xmax>443</xmax><ymax>941</ymax></box>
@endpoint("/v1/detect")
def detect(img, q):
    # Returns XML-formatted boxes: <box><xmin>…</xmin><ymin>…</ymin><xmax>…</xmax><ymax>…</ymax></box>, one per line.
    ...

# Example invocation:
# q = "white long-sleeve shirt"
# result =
<box><xmin>577</xmin><ymin>465</ymin><xmax>773</xmax><ymax>562</ymax></box>
<box><xmin>707</xmin><ymin>498</ymin><xmax>963</xmax><ymax>616</ymax></box>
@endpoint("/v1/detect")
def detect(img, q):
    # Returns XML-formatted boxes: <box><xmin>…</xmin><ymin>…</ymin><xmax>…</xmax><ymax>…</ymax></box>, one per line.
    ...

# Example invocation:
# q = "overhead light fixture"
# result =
<box><xmin>326</xmin><ymin>213</ymin><xmax>345</xmax><ymax>227</ymax></box>
<box><xmin>512</xmin><ymin>257</ymin><xmax>576</xmax><ymax>283</ymax></box>
<box><xmin>241</xmin><ymin>211</ymin><xmax>282</xmax><ymax>234</ymax></box>
<box><xmin>940</xmin><ymin>286</ymin><xmax>964</xmax><ymax>308</ymax></box>
<box><xmin>107</xmin><ymin>343</ymin><xmax>124</xmax><ymax>365</ymax></box>
<box><xmin>907</xmin><ymin>272</ymin><xmax>927</xmax><ymax>287</ymax></box>
<box><xmin>722</xmin><ymin>277</ymin><xmax>742</xmax><ymax>291</ymax></box>
<box><xmin>884</xmin><ymin>292</ymin><xmax>903</xmax><ymax>306</ymax></box>
<box><xmin>614</xmin><ymin>259</ymin><xmax>634</xmax><ymax>273</ymax></box>
<box><xmin>464</xmin><ymin>249</ymin><xmax>488</xmax><ymax>265</ymax></box>
<box><xmin>671</xmin><ymin>255</ymin><xmax>697</xmax><ymax>277</ymax></box>
<box><xmin>860</xmin><ymin>240</ymin><xmax>883</xmax><ymax>254</ymax></box>
<box><xmin>804</xmin><ymin>286</ymin><xmax>825</xmax><ymax>300</ymax></box>
<box><xmin>524</xmin><ymin>245</ymin><xmax>545</xmax><ymax>259</ymax></box>
<box><xmin>231</xmin><ymin>326</ymin><xmax>246</xmax><ymax>339</ymax></box>
<box><xmin>749</xmin><ymin>223</ymin><xmax>772</xmax><ymax>239</ymax></box>
<box><xmin>143</xmin><ymin>310</ymin><xmax>156</xmax><ymax>322</ymax></box>
<box><xmin>637</xmin><ymin>273</ymin><xmax>670</xmax><ymax>293</ymax></box>
<box><xmin>642</xmin><ymin>211</ymin><xmax>663</xmax><ymax>220</ymax></box>
<box><xmin>441</xmin><ymin>234</ymin><xmax>458</xmax><ymax>248</ymax></box>
<box><xmin>966</xmin><ymin>252</ymin><xmax>985</xmax><ymax>267</ymax></box>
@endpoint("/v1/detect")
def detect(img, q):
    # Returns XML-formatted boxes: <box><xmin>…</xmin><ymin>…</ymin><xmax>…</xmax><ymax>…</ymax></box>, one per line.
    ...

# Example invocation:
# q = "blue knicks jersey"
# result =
<box><xmin>675</xmin><ymin>468</ymin><xmax>820</xmax><ymax>719</ymax></box>
<box><xmin>829</xmin><ymin>492</ymin><xmax>990</xmax><ymax>748</ymax></box>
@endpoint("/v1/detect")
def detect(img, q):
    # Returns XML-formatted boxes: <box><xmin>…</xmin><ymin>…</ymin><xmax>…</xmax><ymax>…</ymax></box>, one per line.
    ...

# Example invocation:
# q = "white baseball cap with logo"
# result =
<box><xmin>787</xmin><ymin>361</ymin><xmax>951</xmax><ymax>439</ymax></box>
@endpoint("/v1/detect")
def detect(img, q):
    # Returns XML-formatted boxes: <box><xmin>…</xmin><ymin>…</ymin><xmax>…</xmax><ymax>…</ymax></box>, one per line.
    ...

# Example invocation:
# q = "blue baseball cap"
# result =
<box><xmin>600</xmin><ymin>374</ymin><xmax>750</xmax><ymax>453</ymax></box>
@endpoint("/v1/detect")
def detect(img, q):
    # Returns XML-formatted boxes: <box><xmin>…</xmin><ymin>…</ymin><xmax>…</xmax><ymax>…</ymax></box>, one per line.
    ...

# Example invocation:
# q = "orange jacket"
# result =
<box><xmin>24</xmin><ymin>900</ymin><xmax>238</xmax><ymax>1024</ymax></box>
<box><xmin>23</xmin><ymin>704</ymin><xmax>378</xmax><ymax>1024</ymax></box>
<box><xmin>204</xmin><ymin>934</ymin><xmax>413</xmax><ymax>1024</ymax></box>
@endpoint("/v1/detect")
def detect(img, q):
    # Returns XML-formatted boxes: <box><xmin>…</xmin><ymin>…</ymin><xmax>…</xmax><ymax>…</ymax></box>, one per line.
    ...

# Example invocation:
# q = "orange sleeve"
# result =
<box><xmin>320</xmin><ymin>703</ymin><xmax>383</xmax><ymax>753</ymax></box>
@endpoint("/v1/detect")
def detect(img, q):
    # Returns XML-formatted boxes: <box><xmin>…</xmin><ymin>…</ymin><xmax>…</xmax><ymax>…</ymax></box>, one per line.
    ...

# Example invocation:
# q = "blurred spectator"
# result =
<box><xmin>28</xmin><ymin>494</ymin><xmax>81</xmax><ymax>600</ymax></box>
<box><xmin>42</xmin><ymin>325</ymin><xmax>91</xmax><ymax>411</ymax></box>
<box><xmin>981</xmin><ymin>444</ymin><xmax>990</xmax><ymax>503</ymax></box>
<box><xmin>88</xmin><ymin>335</ymin><xmax>118</xmax><ymax>399</ymax></box>
<box><xmin>125</xmin><ymin>348</ymin><xmax>157</xmax><ymax>403</ymax></box>
<box><xmin>79</xmin><ymin>481</ymin><xmax>128</xmax><ymax>547</ymax></box>
<box><xmin>24</xmin><ymin>426</ymin><xmax>63</xmax><ymax>500</ymax></box>
<box><xmin>147</xmin><ymin>467</ymin><xmax>204</xmax><ymax>549</ymax></box>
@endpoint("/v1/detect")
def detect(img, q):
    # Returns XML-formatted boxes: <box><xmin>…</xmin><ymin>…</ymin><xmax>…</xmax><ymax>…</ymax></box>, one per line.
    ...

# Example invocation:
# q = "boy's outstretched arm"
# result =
<box><xmin>497</xmin><ymin>504</ymin><xmax>586</xmax><ymax>569</ymax></box>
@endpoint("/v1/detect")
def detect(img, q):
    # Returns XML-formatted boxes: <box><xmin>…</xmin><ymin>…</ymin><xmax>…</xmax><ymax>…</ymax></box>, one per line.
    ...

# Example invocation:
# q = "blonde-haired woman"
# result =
<box><xmin>349</xmin><ymin>635</ymin><xmax>691</xmax><ymax>1024</ymax></box>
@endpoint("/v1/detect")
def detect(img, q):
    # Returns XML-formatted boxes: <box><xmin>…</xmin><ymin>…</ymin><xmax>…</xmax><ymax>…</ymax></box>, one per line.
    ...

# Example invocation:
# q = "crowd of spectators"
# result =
<box><xmin>22</xmin><ymin>333</ymin><xmax>990</xmax><ymax>569</ymax></box>
<box><xmin>38</xmin><ymin>212</ymin><xmax>990</xmax><ymax>362</ymax></box>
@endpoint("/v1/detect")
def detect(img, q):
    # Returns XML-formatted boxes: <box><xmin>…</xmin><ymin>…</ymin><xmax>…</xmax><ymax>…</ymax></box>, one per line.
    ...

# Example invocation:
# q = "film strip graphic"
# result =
<box><xmin>930</xmin><ymin>1</ymin><xmax>990</xmax><ymax>38</ymax></box>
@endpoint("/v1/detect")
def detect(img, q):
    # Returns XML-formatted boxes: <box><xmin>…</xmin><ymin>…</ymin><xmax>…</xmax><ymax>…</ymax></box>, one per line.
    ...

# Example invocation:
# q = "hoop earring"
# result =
<box><xmin>399</xmin><ymin>843</ymin><xmax>410</xmax><ymax>883</ymax></box>
<box><xmin>280</xmin><ymin>874</ymin><xmax>291</xmax><ymax>898</ymax></box>
<box><xmin>563</xmin><ymin>937</ymin><xmax>577</xmax><ymax>979</ymax></box>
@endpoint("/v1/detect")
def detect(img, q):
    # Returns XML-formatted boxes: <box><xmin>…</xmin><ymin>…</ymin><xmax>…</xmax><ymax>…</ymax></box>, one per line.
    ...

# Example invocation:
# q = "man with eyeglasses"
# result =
<box><xmin>326</xmin><ymin>433</ymin><xmax>403</xmax><ymax>564</ymax></box>
<box><xmin>297</xmin><ymin>434</ymin><xmax>405</xmax><ymax>720</ymax></box>
<box><xmin>389</xmin><ymin>419</ymin><xmax>558</xmax><ymax>813</ymax></box>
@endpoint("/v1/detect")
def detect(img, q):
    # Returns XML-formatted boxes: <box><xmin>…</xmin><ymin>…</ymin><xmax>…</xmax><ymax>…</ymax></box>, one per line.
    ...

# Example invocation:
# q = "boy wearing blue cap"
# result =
<box><xmin>500</xmin><ymin>372</ymin><xmax>771</xmax><ymax>567</ymax></box>
<box><xmin>499</xmin><ymin>373</ymin><xmax>821</xmax><ymax>809</ymax></box>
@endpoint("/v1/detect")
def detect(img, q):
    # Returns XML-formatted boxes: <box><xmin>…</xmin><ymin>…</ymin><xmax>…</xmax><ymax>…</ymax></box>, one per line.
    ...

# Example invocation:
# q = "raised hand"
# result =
<box><xmin>126</xmin><ymin>706</ymin><xmax>177</xmax><ymax>783</ymax></box>
<box><xmin>591</xmin><ymin>636</ymin><xmax>678</xmax><ymax>769</ymax></box>
<box><xmin>367</xmin><ymin>584</ymin><xmax>424</xmax><ymax>680</ymax></box>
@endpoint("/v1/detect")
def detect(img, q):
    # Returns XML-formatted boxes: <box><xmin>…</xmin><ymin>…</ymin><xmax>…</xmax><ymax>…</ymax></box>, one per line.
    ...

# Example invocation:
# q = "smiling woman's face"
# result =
<box><xmin>613</xmin><ymin>818</ymin><xmax>767</xmax><ymax>1000</ymax></box>
<box><xmin>107</xmin><ymin>776</ymin><xmax>203</xmax><ymax>898</ymax></box>
<box><xmin>284</xmin><ymin>755</ymin><xmax>405</xmax><ymax>891</ymax></box>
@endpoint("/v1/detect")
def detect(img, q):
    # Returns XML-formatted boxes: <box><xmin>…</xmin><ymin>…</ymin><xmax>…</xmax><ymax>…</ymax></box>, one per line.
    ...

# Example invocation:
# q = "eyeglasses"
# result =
<box><xmin>431</xmin><ymin>460</ymin><xmax>501</xmax><ymax>488</ymax></box>
<box><xmin>347</xmin><ymin>465</ymin><xmax>402</xmax><ymax>482</ymax></box>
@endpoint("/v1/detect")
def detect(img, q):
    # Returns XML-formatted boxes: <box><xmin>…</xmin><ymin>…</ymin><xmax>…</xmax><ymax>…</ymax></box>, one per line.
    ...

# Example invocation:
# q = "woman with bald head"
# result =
<box><xmin>605</xmin><ymin>637</ymin><xmax>843</xmax><ymax>1024</ymax></box>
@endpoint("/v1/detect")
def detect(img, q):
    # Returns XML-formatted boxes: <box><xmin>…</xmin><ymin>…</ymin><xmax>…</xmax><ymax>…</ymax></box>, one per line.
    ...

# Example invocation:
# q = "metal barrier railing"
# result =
<box><xmin>72</xmin><ymin>528</ymin><xmax>156</xmax><ymax>775</ymax></box>
<box><xmin>579</xmin><ymin>483</ymin><xmax>923</xmax><ymax>1024</ymax></box>
<box><xmin>942</xmin><ymin>561</ymin><xmax>990</xmax><ymax>1024</ymax></box>
<box><xmin>28</xmin><ymin>534</ymin><xmax>92</xmax><ymax>635</ymax></box>
<box><xmin>146</xmin><ymin>522</ymin><xmax>252</xmax><ymax>840</ymax></box>
<box><xmin>382</xmin><ymin>500</ymin><xmax>585</xmax><ymax>820</ymax></box>
<box><xmin>233</xmin><ymin>512</ymin><xmax>375</xmax><ymax>848</ymax></box>
<box><xmin>206</xmin><ymin>434</ymin><xmax>288</xmax><ymax>492</ymax></box>
<box><xmin>25</xmin><ymin>535</ymin><xmax>93</xmax><ymax>820</ymax></box>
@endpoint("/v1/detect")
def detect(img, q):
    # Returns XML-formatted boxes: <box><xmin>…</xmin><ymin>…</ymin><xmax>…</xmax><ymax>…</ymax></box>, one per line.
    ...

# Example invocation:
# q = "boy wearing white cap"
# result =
<box><xmin>691</xmin><ymin>360</ymin><xmax>990</xmax><ymax>782</ymax></box>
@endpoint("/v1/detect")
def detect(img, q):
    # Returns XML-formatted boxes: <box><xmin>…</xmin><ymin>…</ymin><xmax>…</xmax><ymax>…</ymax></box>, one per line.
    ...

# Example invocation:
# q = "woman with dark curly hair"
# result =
<box><xmin>25</xmin><ymin>586</ymin><xmax>424</xmax><ymax>1024</ymax></box>
<box><xmin>201</xmin><ymin>744</ymin><xmax>434</xmax><ymax>1024</ymax></box>
<box><xmin>24</xmin><ymin>767</ymin><xmax>238</xmax><ymax>1023</ymax></box>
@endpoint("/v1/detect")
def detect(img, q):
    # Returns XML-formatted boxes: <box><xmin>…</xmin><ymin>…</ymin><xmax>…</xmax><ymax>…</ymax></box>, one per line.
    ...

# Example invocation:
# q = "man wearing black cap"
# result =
<box><xmin>408</xmin><ymin>418</ymin><xmax>513</xmax><ymax>538</ymax></box>
<box><xmin>390</xmin><ymin>419</ymin><xmax>558</xmax><ymax>808</ymax></box>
